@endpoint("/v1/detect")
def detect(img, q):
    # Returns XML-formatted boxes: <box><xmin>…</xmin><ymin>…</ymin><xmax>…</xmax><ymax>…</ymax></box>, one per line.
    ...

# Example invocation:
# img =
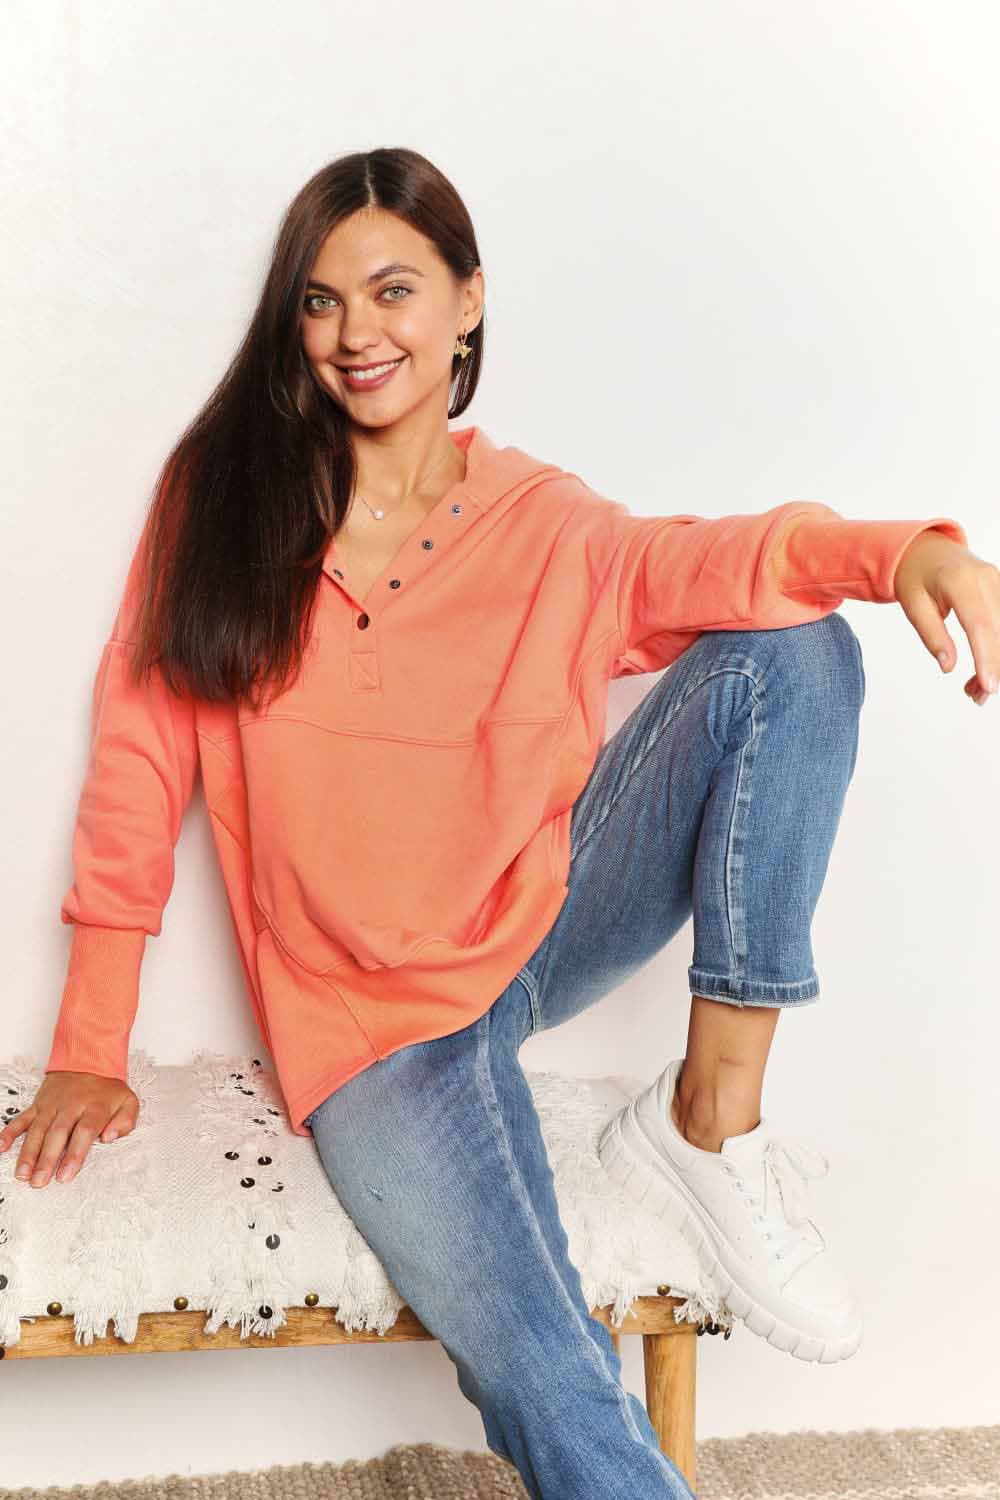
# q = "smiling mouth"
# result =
<box><xmin>337</xmin><ymin>357</ymin><xmax>406</xmax><ymax>373</ymax></box>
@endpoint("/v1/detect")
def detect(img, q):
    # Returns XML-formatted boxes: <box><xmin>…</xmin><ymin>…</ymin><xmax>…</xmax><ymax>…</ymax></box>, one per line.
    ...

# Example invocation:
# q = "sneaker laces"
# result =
<box><xmin>734</xmin><ymin>1136</ymin><xmax>831</xmax><ymax>1261</ymax></box>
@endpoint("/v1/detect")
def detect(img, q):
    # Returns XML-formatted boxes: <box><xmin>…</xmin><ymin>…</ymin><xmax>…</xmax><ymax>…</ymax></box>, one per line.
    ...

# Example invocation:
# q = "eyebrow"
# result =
<box><xmin>305</xmin><ymin>263</ymin><xmax>425</xmax><ymax>294</ymax></box>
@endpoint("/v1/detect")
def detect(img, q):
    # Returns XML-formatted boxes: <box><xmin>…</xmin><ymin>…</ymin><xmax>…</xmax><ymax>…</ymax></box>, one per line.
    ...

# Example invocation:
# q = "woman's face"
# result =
<box><xmin>300</xmin><ymin>207</ymin><xmax>483</xmax><ymax>428</ymax></box>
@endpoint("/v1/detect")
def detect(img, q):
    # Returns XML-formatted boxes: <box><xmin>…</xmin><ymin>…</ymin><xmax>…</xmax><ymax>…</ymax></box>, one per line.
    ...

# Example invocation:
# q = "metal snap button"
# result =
<box><xmin>389</xmin><ymin>578</ymin><xmax>401</xmax><ymax>588</ymax></box>
<box><xmin>421</xmin><ymin>539</ymin><xmax>434</xmax><ymax>549</ymax></box>
<box><xmin>357</xmin><ymin>613</ymin><xmax>369</xmax><ymax>629</ymax></box>
<box><xmin>451</xmin><ymin>504</ymin><xmax>462</xmax><ymax>514</ymax></box>
<box><xmin>333</xmin><ymin>568</ymin><xmax>344</xmax><ymax>578</ymax></box>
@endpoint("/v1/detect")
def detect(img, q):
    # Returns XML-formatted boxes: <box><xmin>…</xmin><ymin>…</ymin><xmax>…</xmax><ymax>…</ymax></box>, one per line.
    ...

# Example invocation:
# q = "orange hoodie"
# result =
<box><xmin>46</xmin><ymin>425</ymin><xmax>967</xmax><ymax>1134</ymax></box>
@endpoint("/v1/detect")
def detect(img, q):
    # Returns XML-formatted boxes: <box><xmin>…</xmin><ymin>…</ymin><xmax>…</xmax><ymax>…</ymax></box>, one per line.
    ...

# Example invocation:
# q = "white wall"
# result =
<box><xmin>3</xmin><ymin>0</ymin><xmax>998</xmax><ymax>1486</ymax></box>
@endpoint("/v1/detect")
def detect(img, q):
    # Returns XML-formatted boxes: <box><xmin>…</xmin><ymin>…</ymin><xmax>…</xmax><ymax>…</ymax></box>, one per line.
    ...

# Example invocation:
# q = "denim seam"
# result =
<box><xmin>570</xmin><ymin>664</ymin><xmax>762</xmax><ymax>866</ymax></box>
<box><xmin>722</xmin><ymin>669</ymin><xmax>763</xmax><ymax>987</ymax></box>
<box><xmin>514</xmin><ymin>968</ymin><xmax>541</xmax><ymax>1037</ymax></box>
<box><xmin>473</xmin><ymin>1015</ymin><xmax>683</xmax><ymax>1484</ymax></box>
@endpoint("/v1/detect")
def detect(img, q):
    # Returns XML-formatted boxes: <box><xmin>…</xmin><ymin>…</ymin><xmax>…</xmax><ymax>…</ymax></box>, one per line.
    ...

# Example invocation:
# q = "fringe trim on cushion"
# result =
<box><xmin>62</xmin><ymin>1048</ymin><xmax>165</xmax><ymax>1345</ymax></box>
<box><xmin>192</xmin><ymin>1050</ymin><xmax>300</xmax><ymax>1341</ymax></box>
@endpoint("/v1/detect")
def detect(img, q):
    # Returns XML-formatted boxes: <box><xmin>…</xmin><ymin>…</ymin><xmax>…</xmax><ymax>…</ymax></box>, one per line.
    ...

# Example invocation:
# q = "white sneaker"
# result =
<box><xmin>598</xmin><ymin>1057</ymin><xmax>863</xmax><ymax>1364</ymax></box>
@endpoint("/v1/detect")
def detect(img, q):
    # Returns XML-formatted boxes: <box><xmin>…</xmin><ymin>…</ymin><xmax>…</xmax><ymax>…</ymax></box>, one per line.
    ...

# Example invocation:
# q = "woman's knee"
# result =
<box><xmin>663</xmin><ymin>614</ymin><xmax>864</xmax><ymax>734</ymax></box>
<box><xmin>755</xmin><ymin>611</ymin><xmax>866</xmax><ymax>711</ymax></box>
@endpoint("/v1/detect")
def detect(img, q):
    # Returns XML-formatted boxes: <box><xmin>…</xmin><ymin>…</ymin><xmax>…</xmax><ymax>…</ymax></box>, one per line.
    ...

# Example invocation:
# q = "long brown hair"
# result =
<box><xmin>122</xmin><ymin>147</ymin><xmax>485</xmax><ymax>710</ymax></box>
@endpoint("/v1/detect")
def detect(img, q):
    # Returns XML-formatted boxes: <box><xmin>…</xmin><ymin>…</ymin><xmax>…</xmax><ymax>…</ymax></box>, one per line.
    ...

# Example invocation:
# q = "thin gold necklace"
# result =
<box><xmin>354</xmin><ymin>445</ymin><xmax>456</xmax><ymax>522</ymax></box>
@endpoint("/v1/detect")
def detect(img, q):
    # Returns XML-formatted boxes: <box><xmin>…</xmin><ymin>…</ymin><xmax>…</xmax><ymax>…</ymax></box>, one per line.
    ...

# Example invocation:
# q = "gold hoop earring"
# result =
<box><xmin>454</xmin><ymin>326</ymin><xmax>473</xmax><ymax>360</ymax></box>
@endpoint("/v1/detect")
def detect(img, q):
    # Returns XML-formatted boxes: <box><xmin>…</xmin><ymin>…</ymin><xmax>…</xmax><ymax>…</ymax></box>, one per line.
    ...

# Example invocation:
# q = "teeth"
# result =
<box><xmin>343</xmin><ymin>359</ymin><xmax>400</xmax><ymax>381</ymax></box>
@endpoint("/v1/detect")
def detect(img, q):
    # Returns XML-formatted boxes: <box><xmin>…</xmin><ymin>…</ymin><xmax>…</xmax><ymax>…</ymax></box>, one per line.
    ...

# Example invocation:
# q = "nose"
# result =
<box><xmin>338</xmin><ymin>310</ymin><xmax>381</xmax><ymax>351</ymax></box>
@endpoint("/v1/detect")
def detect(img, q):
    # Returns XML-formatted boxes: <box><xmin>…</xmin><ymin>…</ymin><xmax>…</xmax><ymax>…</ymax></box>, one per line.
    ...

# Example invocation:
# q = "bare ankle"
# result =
<box><xmin>671</xmin><ymin>1067</ymin><xmax>761</xmax><ymax>1152</ymax></box>
<box><xmin>671</xmin><ymin>1089</ymin><xmax>725</xmax><ymax>1151</ymax></box>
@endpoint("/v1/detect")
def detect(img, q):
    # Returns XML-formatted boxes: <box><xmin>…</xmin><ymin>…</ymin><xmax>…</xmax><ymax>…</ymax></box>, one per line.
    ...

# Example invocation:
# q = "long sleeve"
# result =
<box><xmin>605</xmin><ymin>498</ymin><xmax>968</xmax><ymax>677</ymax></box>
<box><xmin>45</xmin><ymin>528</ymin><xmax>200</xmax><ymax>1083</ymax></box>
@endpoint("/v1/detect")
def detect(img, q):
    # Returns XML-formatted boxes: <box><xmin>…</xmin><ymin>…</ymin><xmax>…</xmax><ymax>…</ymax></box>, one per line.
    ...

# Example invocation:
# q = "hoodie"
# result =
<box><xmin>45</xmin><ymin>424</ymin><xmax>968</xmax><ymax>1133</ymax></box>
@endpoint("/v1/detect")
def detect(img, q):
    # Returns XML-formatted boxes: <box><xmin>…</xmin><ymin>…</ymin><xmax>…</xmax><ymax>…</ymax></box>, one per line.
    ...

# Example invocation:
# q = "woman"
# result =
<box><xmin>2</xmin><ymin>147</ymin><xmax>992</xmax><ymax>1500</ymax></box>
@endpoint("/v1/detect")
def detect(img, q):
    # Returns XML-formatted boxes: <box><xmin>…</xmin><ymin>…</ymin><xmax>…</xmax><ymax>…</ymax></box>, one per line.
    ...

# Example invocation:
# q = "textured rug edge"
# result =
<box><xmin>1</xmin><ymin>1424</ymin><xmax>999</xmax><ymax>1500</ymax></box>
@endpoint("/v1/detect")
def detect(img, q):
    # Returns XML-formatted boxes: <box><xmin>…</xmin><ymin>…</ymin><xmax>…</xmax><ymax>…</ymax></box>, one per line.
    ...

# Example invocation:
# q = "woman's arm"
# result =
<box><xmin>46</xmin><ymin>527</ymin><xmax>200</xmax><ymax>1085</ymax></box>
<box><xmin>594</xmin><ymin>494</ymin><xmax>968</xmax><ymax>678</ymax></box>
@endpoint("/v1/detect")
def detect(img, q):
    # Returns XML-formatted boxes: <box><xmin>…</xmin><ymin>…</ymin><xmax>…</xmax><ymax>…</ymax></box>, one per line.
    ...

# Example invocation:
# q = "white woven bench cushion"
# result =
<box><xmin>0</xmin><ymin>1050</ymin><xmax>723</xmax><ymax>1350</ymax></box>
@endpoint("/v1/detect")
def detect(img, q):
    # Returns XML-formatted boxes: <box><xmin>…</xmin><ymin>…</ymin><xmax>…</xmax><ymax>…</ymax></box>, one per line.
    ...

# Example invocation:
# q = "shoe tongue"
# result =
<box><xmin>720</xmin><ymin>1118</ymin><xmax>770</xmax><ymax>1164</ymax></box>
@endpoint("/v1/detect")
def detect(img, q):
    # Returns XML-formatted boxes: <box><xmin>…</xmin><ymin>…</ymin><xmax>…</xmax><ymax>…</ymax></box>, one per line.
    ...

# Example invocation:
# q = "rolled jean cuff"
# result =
<box><xmin>688</xmin><ymin>963</ymin><xmax>820</xmax><ymax>1007</ymax></box>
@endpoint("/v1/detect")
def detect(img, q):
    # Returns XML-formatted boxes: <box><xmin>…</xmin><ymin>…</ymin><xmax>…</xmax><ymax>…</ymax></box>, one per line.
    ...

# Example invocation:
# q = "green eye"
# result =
<box><xmin>304</xmin><ymin>285</ymin><xmax>412</xmax><ymax>314</ymax></box>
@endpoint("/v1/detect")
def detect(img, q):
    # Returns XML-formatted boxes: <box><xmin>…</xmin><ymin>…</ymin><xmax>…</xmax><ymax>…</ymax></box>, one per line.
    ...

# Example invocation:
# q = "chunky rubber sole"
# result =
<box><xmin>597</xmin><ymin>1105</ymin><xmax>863</xmax><ymax>1365</ymax></box>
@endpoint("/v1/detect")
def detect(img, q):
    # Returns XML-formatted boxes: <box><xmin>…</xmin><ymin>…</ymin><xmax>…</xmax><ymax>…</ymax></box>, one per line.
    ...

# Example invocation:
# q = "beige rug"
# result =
<box><xmin>1</xmin><ymin>1425</ymin><xmax>997</xmax><ymax>1500</ymax></box>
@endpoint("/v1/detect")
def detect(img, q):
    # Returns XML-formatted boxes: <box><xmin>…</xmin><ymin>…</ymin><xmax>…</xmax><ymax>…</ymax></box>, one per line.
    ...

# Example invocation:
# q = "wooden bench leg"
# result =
<box><xmin>643</xmin><ymin>1326</ymin><xmax>697</xmax><ymax>1493</ymax></box>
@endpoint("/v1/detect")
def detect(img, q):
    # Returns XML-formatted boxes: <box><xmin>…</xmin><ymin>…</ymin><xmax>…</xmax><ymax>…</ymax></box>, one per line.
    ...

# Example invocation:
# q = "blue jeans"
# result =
<box><xmin>305</xmin><ymin>612</ymin><xmax>866</xmax><ymax>1500</ymax></box>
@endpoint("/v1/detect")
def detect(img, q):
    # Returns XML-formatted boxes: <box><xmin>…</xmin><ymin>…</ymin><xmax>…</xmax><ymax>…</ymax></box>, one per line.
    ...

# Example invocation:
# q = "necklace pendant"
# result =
<box><xmin>372</xmin><ymin>508</ymin><xmax>384</xmax><ymax>520</ymax></box>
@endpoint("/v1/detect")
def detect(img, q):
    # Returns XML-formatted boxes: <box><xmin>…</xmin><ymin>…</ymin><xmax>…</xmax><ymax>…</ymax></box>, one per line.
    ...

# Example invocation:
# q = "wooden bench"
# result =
<box><xmin>0</xmin><ymin>1052</ymin><xmax>733</xmax><ymax>1493</ymax></box>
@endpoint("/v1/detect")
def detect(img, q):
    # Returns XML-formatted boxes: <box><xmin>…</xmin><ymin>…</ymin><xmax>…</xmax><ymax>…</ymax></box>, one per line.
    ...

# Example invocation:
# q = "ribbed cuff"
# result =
<box><xmin>45</xmin><ymin>924</ymin><xmax>147</xmax><ymax>1082</ymax></box>
<box><xmin>780</xmin><ymin>515</ymin><xmax>968</xmax><ymax>604</ymax></box>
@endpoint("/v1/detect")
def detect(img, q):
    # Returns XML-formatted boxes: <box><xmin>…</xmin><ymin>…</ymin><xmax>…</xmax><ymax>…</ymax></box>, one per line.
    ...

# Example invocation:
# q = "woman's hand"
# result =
<box><xmin>894</xmin><ymin>532</ymin><xmax>1000</xmax><ymax>706</ymax></box>
<box><xmin>0</xmin><ymin>1071</ymin><xmax>140</xmax><ymax>1188</ymax></box>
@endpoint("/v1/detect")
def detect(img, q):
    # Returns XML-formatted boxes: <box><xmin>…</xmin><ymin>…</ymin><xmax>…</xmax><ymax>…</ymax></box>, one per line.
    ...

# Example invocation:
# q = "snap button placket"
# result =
<box><xmin>333</xmin><ymin>490</ymin><xmax>468</xmax><ymax>613</ymax></box>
